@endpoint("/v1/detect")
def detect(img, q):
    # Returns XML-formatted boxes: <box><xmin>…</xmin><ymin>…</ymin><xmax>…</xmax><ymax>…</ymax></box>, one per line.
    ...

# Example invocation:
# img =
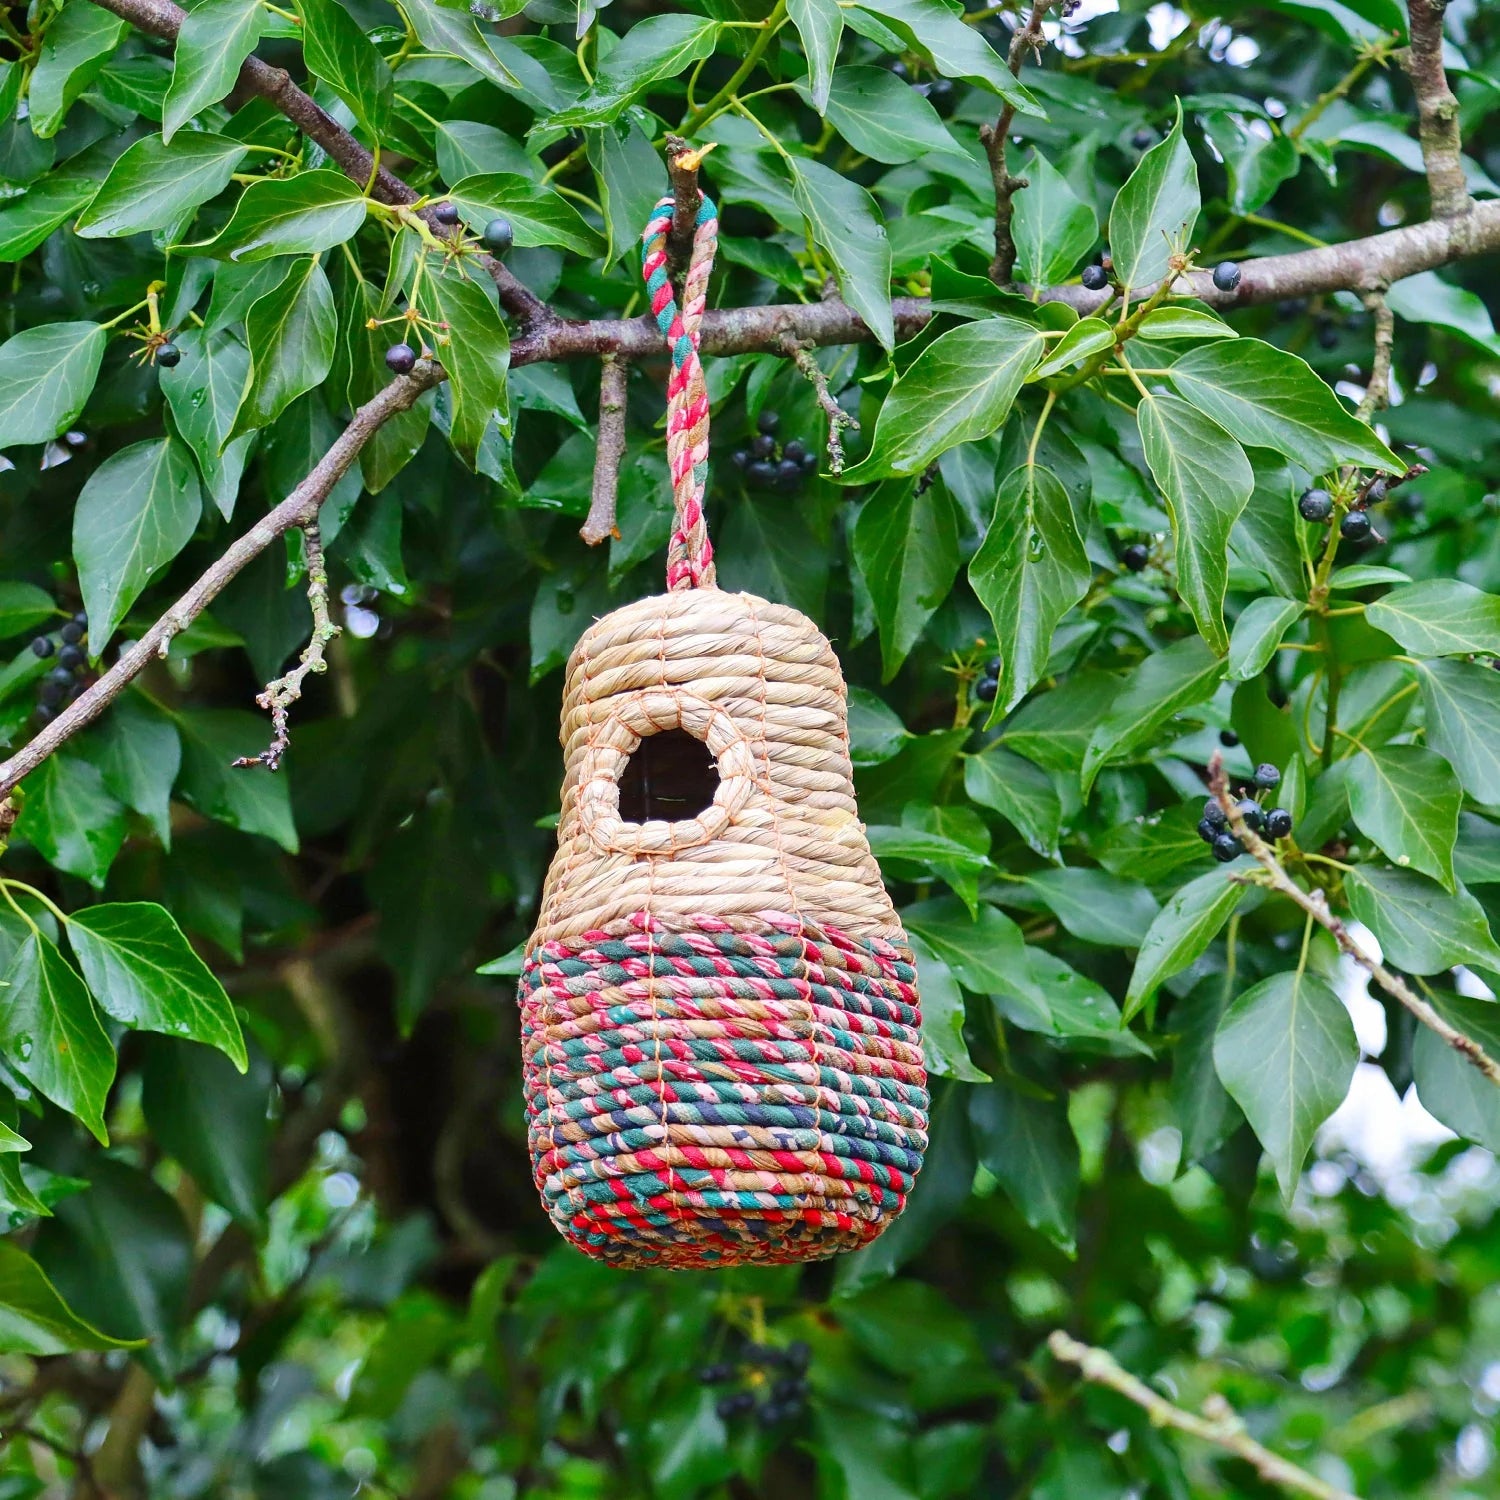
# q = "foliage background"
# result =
<box><xmin>1</xmin><ymin>0</ymin><xmax>1500</xmax><ymax>1495</ymax></box>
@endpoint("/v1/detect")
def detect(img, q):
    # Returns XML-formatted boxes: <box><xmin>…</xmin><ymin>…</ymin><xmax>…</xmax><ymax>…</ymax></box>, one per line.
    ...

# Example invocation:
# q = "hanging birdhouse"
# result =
<box><xmin>519</xmin><ymin>187</ymin><xmax>928</xmax><ymax>1269</ymax></box>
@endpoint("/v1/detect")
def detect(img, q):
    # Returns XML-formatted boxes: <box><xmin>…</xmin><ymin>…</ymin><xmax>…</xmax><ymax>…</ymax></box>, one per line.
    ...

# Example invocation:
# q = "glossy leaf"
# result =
<box><xmin>1022</xmin><ymin>868</ymin><xmax>1161</xmax><ymax>949</ymax></box>
<box><xmin>1228</xmin><ymin>596</ymin><xmax>1304</xmax><ymax>681</ymax></box>
<box><xmin>0</xmin><ymin>1240</ymin><xmax>141</xmax><ymax>1355</ymax></box>
<box><xmin>803</xmin><ymin>66</ymin><xmax>964</xmax><ymax>166</ymax></box>
<box><xmin>903</xmin><ymin>896</ymin><xmax>1027</xmax><ymax>998</ymax></box>
<box><xmin>450</xmin><ymin>173</ymin><xmax>605</xmax><ymax>257</ymax></box>
<box><xmin>28</xmin><ymin>3</ymin><xmax>128</xmax><ymax>138</ymax></box>
<box><xmin>1345</xmin><ymin>866</ymin><xmax>1500</xmax><ymax>975</ymax></box>
<box><xmin>1347</xmin><ymin>745</ymin><xmax>1460</xmax><ymax>890</ymax></box>
<box><xmin>160</xmin><ymin>327</ymin><xmax>254</xmax><ymax>519</ymax></box>
<box><xmin>969</xmin><ymin>1081</ymin><xmax>1078</xmax><ymax>1252</ymax></box>
<box><xmin>1027</xmin><ymin>318</ymin><xmax>1114</xmax><ymax>382</ymax></box>
<box><xmin>1138</xmin><ymin>393</ymin><xmax>1254</xmax><ymax>655</ymax></box>
<box><xmin>546</xmin><ymin>17</ymin><xmax>718</xmax><ymax>127</ymax></box>
<box><xmin>1412</xmin><ymin>993</ymin><xmax>1500</xmax><ymax>1150</ymax></box>
<box><xmin>94</xmin><ymin>694</ymin><xmax>182</xmax><ymax>847</ymax></box>
<box><xmin>904</xmin><ymin>933</ymin><xmax>989</xmax><ymax>1082</ymax></box>
<box><xmin>422</xmin><ymin>263</ymin><xmax>510</xmax><ymax>469</ymax></box>
<box><xmin>789</xmin><ymin>158</ymin><xmax>894</xmax><ymax>352</ymax></box>
<box><xmin>1013</xmin><ymin>151</ymin><xmax>1098</xmax><ymax>288</ymax></box>
<box><xmin>787</xmin><ymin>0</ymin><xmax>843</xmax><ymax>113</ymax></box>
<box><xmin>0</xmin><ymin>931</ymin><xmax>115</xmax><ymax>1144</ymax></box>
<box><xmin>173</xmin><ymin>708</ymin><xmax>299</xmax><ymax>850</ymax></box>
<box><xmin>850</xmin><ymin>319</ymin><xmax>1042</xmax><ymax>480</ymax></box>
<box><xmin>194</xmin><ymin>170</ymin><xmax>368</xmax><ymax>261</ymax></box>
<box><xmin>0</xmin><ymin>323</ymin><xmax>107</xmax><ymax>450</ymax></box>
<box><xmin>74</xmin><ymin>437</ymin><xmax>201</xmax><ymax>648</ymax></box>
<box><xmin>1213</xmin><ymin>970</ymin><xmax>1358</xmax><ymax>1199</ymax></box>
<box><xmin>963</xmin><ymin>745</ymin><xmax>1062</xmax><ymax>859</ymax></box>
<box><xmin>233</xmin><ymin>256</ymin><xmax>337</xmax><ymax>437</ymax></box>
<box><xmin>850</xmin><ymin>0</ymin><xmax>1038</xmax><ymax>108</ymax></box>
<box><xmin>300</xmin><ymin>0</ymin><xmax>394</xmax><ymax>134</ymax></box>
<box><xmin>403</xmin><ymin>0</ymin><xmax>519</xmax><ymax>88</ymax></box>
<box><xmin>162</xmin><ymin>0</ymin><xmax>265</xmax><ymax>142</ymax></box>
<box><xmin>1108</xmin><ymin>108</ymin><xmax>1199</xmax><ymax>294</ymax></box>
<box><xmin>76</xmin><ymin>132</ymin><xmax>246</xmax><ymax>240</ymax></box>
<box><xmin>1125</xmin><ymin>867</ymin><xmax>1246</xmax><ymax>1021</ymax></box>
<box><xmin>19</xmin><ymin>753</ymin><xmax>128</xmax><ymax>889</ymax></box>
<box><xmin>1366</xmin><ymin>579</ymin><xmax>1500</xmax><ymax>657</ymax></box>
<box><xmin>1415</xmin><ymin>658</ymin><xmax>1500</xmax><ymax>805</ymax></box>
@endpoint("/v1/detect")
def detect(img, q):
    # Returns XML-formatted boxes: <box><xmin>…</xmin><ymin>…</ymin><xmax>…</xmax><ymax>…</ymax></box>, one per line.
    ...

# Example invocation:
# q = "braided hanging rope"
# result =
<box><xmin>641</xmin><ymin>189</ymin><xmax>719</xmax><ymax>590</ymax></box>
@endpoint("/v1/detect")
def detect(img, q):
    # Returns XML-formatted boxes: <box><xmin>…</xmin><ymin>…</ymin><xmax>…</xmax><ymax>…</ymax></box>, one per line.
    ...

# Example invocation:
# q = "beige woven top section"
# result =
<box><xmin>530</xmin><ymin>587</ymin><xmax>905</xmax><ymax>948</ymax></box>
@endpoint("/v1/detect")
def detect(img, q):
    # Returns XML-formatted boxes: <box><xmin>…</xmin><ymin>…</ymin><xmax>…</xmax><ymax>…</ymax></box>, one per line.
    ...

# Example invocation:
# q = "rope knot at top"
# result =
<box><xmin>641</xmin><ymin>191</ymin><xmax>719</xmax><ymax>591</ymax></box>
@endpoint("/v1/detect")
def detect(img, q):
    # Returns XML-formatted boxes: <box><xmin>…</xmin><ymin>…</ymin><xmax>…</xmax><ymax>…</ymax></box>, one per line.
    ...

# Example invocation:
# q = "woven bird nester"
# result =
<box><xmin>520</xmin><ymin>190</ymin><xmax>928</xmax><ymax>1269</ymax></box>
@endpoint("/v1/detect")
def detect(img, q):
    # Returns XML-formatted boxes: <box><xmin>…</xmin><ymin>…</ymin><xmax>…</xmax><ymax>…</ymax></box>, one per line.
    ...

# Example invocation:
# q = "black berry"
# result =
<box><xmin>757</xmin><ymin>409</ymin><xmax>780</xmax><ymax>436</ymax></box>
<box><xmin>47</xmin><ymin>665</ymin><xmax>73</xmax><ymax>688</ymax></box>
<box><xmin>1197</xmin><ymin>817</ymin><xmax>1218</xmax><ymax>844</ymax></box>
<box><xmin>433</xmin><ymin>201</ymin><xmax>461</xmax><ymax>226</ymax></box>
<box><xmin>1203</xmin><ymin>800</ymin><xmax>1227</xmax><ymax>828</ymax></box>
<box><xmin>57</xmin><ymin>644</ymin><xmax>84</xmax><ymax>670</ymax></box>
<box><xmin>975</xmin><ymin>675</ymin><xmax>999</xmax><ymax>703</ymax></box>
<box><xmin>698</xmin><ymin>1363</ymin><xmax>735</xmax><ymax>1384</ymax></box>
<box><xmin>72</xmin><ymin>611</ymin><xmax>87</xmax><ymax>628</ymax></box>
<box><xmin>1298</xmin><ymin>488</ymin><xmax>1333</xmax><ymax>523</ymax></box>
<box><xmin>783</xmin><ymin>439</ymin><xmax>807</xmax><ymax>464</ymax></box>
<box><xmin>751</xmin><ymin>432</ymin><xmax>776</xmax><ymax>458</ymax></box>
<box><xmin>1212</xmin><ymin>833</ymin><xmax>1242</xmax><ymax>862</ymax></box>
<box><xmin>1364</xmin><ymin>475</ymin><xmax>1388</xmax><ymax>505</ymax></box>
<box><xmin>784</xmin><ymin>1341</ymin><xmax>810</xmax><ymax>1372</ymax></box>
<box><xmin>927</xmin><ymin>77</ymin><xmax>955</xmax><ymax>116</ymax></box>
<box><xmin>386</xmin><ymin>343</ymin><xmax>417</xmax><ymax>375</ymax></box>
<box><xmin>984</xmin><ymin>655</ymin><xmax>1001</xmax><ymax>674</ymax></box>
<box><xmin>30</xmin><ymin>637</ymin><xmax>54</xmax><ymax>658</ymax></box>
<box><xmin>38</xmin><ymin>678</ymin><xmax>65</xmax><ymax>707</ymax></box>
<box><xmin>800</xmin><ymin>449</ymin><xmax>817</xmax><ymax>472</ymax></box>
<box><xmin>155</xmin><ymin>342</ymin><xmax>181</xmax><ymax>368</ymax></box>
<box><xmin>1219</xmin><ymin>729</ymin><xmax>1239</xmax><ymax>747</ymax></box>
<box><xmin>1265</xmin><ymin>808</ymin><xmax>1294</xmax><ymax>839</ymax></box>
<box><xmin>1316</xmin><ymin>318</ymin><xmax>1338</xmax><ymax>349</ymax></box>
<box><xmin>481</xmin><ymin>217</ymin><xmax>513</xmax><ymax>254</ymax></box>
<box><xmin>1122</xmin><ymin>542</ymin><xmax>1149</xmax><ymax>572</ymax></box>
<box><xmin>60</xmin><ymin>620</ymin><xmax>84</xmax><ymax>644</ymax></box>
<box><xmin>1237</xmin><ymin>799</ymin><xmax>1264</xmax><ymax>832</ymax></box>
<box><xmin>1081</xmin><ymin>264</ymin><xmax>1109</xmax><ymax>291</ymax></box>
<box><xmin>1131</xmin><ymin>127</ymin><xmax>1154</xmax><ymax>149</ymax></box>
<box><xmin>743</xmin><ymin>1344</ymin><xmax>779</xmax><ymax>1367</ymax></box>
<box><xmin>746</xmin><ymin>459</ymin><xmax>777</xmax><ymax>488</ymax></box>
<box><xmin>890</xmin><ymin>59</ymin><xmax>910</xmax><ymax>79</ymax></box>
<box><xmin>1253</xmin><ymin>762</ymin><xmax>1280</xmax><ymax>789</ymax></box>
<box><xmin>776</xmin><ymin>458</ymin><xmax>803</xmax><ymax>490</ymax></box>
<box><xmin>772</xmin><ymin>1375</ymin><xmax>808</xmax><ymax>1401</ymax></box>
<box><xmin>1276</xmin><ymin>297</ymin><xmax>1308</xmax><ymax>320</ymax></box>
<box><xmin>732</xmin><ymin>449</ymin><xmax>749</xmax><ymax>468</ymax></box>
<box><xmin>716</xmin><ymin>1391</ymin><xmax>756</xmax><ymax>1420</ymax></box>
<box><xmin>758</xmin><ymin>1401</ymin><xmax>786</xmax><ymax>1428</ymax></box>
<box><xmin>1340</xmin><ymin>511</ymin><xmax>1372</xmax><ymax>542</ymax></box>
<box><xmin>1211</xmin><ymin>261</ymin><xmax>1241</xmax><ymax>292</ymax></box>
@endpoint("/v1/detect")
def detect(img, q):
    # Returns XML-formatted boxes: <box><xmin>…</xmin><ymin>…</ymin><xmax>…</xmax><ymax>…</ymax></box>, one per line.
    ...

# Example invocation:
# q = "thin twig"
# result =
<box><xmin>1354</xmin><ymin>289</ymin><xmax>1395</xmax><ymax>422</ymax></box>
<box><xmin>779</xmin><ymin>335</ymin><xmax>858</xmax><ymax>474</ymax></box>
<box><xmin>664</xmin><ymin>133</ymin><xmax>705</xmax><ymax>271</ymax></box>
<box><xmin>233</xmin><ymin>522</ymin><xmax>340</xmax><ymax>772</ymax></box>
<box><xmin>581</xmin><ymin>355</ymin><xmax>628</xmax><ymax>545</ymax></box>
<box><xmin>81</xmin><ymin>0</ymin><xmax>551</xmax><ymax>327</ymax></box>
<box><xmin>978</xmin><ymin>0</ymin><xmax>1056</xmax><ymax>286</ymax></box>
<box><xmin>1048</xmin><ymin>1332</ymin><xmax>1360</xmax><ymax>1500</ymax></box>
<box><xmin>1208</xmin><ymin>754</ymin><xmax>1500</xmax><ymax>1087</ymax></box>
<box><xmin>0</xmin><ymin>364</ymin><xmax>444</xmax><ymax>801</ymax></box>
<box><xmin>1400</xmin><ymin>0</ymin><xmax>1472</xmax><ymax>221</ymax></box>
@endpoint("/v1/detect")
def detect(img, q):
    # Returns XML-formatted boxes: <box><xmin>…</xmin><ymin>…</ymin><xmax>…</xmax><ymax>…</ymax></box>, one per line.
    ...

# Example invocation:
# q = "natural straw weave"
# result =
<box><xmin>520</xmin><ymin>184</ymin><xmax>927</xmax><ymax>1268</ymax></box>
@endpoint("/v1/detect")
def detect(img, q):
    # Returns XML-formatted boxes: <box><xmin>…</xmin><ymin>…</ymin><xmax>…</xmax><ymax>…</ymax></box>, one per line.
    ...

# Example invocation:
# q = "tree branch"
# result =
<box><xmin>779</xmin><ymin>334</ymin><xmax>858</xmax><ymax>474</ymax></box>
<box><xmin>1401</xmin><ymin>0</ymin><xmax>1472</xmax><ymax>221</ymax></box>
<box><xmin>979</xmin><ymin>0</ymin><xmax>1055</xmax><ymax>286</ymax></box>
<box><xmin>82</xmin><ymin>0</ymin><xmax>552</xmax><ymax>327</ymax></box>
<box><xmin>0</xmin><ymin>364</ymin><xmax>443</xmax><ymax>801</ymax></box>
<box><xmin>1354</xmin><ymin>289</ymin><xmax>1395</xmax><ymax>423</ymax></box>
<box><xmin>1208</xmin><ymin>755</ymin><xmax>1500</xmax><ymax>1088</ymax></box>
<box><xmin>664</xmin><ymin>134</ymin><xmax>706</xmax><ymax>271</ymax></box>
<box><xmin>580</xmin><ymin>354</ymin><xmax>628</xmax><ymax>545</ymax></box>
<box><xmin>232</xmin><ymin>521</ymin><xmax>340</xmax><ymax>772</ymax></box>
<box><xmin>1048</xmin><ymin>1331</ymin><xmax>1358</xmax><ymax>1500</ymax></box>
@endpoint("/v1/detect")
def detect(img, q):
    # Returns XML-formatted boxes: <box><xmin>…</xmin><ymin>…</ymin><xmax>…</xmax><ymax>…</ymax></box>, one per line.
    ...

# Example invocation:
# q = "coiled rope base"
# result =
<box><xmin>520</xmin><ymin>911</ymin><xmax>929</xmax><ymax>1269</ymax></box>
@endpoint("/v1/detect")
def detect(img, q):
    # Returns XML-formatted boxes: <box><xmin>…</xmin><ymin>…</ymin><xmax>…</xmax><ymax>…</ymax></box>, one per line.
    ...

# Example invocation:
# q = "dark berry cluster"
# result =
<box><xmin>700</xmin><ymin>1340</ymin><xmax>811</xmax><ymax>1428</ymax></box>
<box><xmin>974</xmin><ymin>655</ymin><xmax>1001</xmax><ymax>703</ymax></box>
<box><xmin>1297</xmin><ymin>484</ymin><xmax>1384</xmax><ymax>544</ymax></box>
<box><xmin>733</xmin><ymin>410</ymin><xmax>818</xmax><ymax>493</ymax></box>
<box><xmin>1197</xmin><ymin>761</ymin><xmax>1294</xmax><ymax>861</ymax></box>
<box><xmin>30</xmin><ymin>612</ymin><xmax>89</xmax><ymax>724</ymax></box>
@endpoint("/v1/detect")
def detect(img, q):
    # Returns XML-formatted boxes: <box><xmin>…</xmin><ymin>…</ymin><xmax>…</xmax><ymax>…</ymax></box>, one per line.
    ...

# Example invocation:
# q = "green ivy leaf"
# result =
<box><xmin>27</xmin><ymin>3</ymin><xmax>128</xmax><ymax>138</ymax></box>
<box><xmin>787</xmin><ymin>0</ymin><xmax>843</xmax><ymax>113</ymax></box>
<box><xmin>1414</xmin><ymin>658</ymin><xmax>1500</xmax><ymax>805</ymax></box>
<box><xmin>1228</xmin><ymin>596</ymin><xmax>1305</xmax><ymax>681</ymax></box>
<box><xmin>422</xmin><ymin>263</ymin><xmax>510</xmax><ymax>470</ymax></box>
<box><xmin>1026</xmin><ymin>317</ymin><xmax>1114</xmax><ymax>382</ymax></box>
<box><xmin>19</xmin><ymin>753</ymin><xmax>128</xmax><ymax>889</ymax></box>
<box><xmin>1124</xmin><ymin>867</ymin><xmax>1245</xmax><ymax>1021</ymax></box>
<box><xmin>1347</xmin><ymin>745</ymin><xmax>1460</xmax><ymax>890</ymax></box>
<box><xmin>849</xmin><ymin>0</ymin><xmax>1039</xmax><ymax>109</ymax></box>
<box><xmin>969</xmin><ymin>1081</ymin><xmax>1078</xmax><ymax>1252</ymax></box>
<box><xmin>0</xmin><ymin>1240</ymin><xmax>142</xmax><ymax>1355</ymax></box>
<box><xmin>963</xmin><ymin>745</ymin><xmax>1063</xmax><ymax>859</ymax></box>
<box><xmin>1345</xmin><ymin>865</ymin><xmax>1500</xmax><ymax>975</ymax></box>
<box><xmin>1081</xmin><ymin>636</ymin><xmax>1224</xmax><ymax>793</ymax></box>
<box><xmin>801</xmin><ymin>66</ymin><xmax>964</xmax><ymax>166</ymax></box>
<box><xmin>1200</xmin><ymin>109</ymin><xmax>1299</xmax><ymax>215</ymax></box>
<box><xmin>0</xmin><ymin>581</ymin><xmax>59</xmax><ymax>640</ymax></box>
<box><xmin>141</xmin><ymin>1036</ymin><xmax>270</xmax><ymax>1231</ymax></box>
<box><xmin>546</xmin><ymin>17</ymin><xmax>719</xmax><ymax>127</ymax></box>
<box><xmin>1137</xmin><ymin>393</ymin><xmax>1254</xmax><ymax>655</ymax></box>
<box><xmin>1108</xmin><ymin>107</ymin><xmax>1199</xmax><ymax>294</ymax></box>
<box><xmin>1366</xmin><ymin>579</ymin><xmax>1500</xmax><ymax>657</ymax></box>
<box><xmin>1171</xmin><ymin>979</ymin><xmax>1240</xmax><ymax>1161</ymax></box>
<box><xmin>67</xmin><ymin>902</ymin><xmax>246</xmax><ymax>1069</ymax></box>
<box><xmin>73</xmin><ymin>437</ymin><xmax>202</xmax><ymax>649</ymax></box>
<box><xmin>402</xmin><ymin>0</ymin><xmax>519</xmax><ymax>90</ymax></box>
<box><xmin>0</xmin><ymin>931</ymin><xmax>115</xmax><ymax>1144</ymax></box>
<box><xmin>1000</xmin><ymin>670</ymin><xmax>1120</xmax><ymax>773</ymax></box>
<box><xmin>194</xmin><ymin>169</ymin><xmax>368</xmax><ymax>261</ymax></box>
<box><xmin>76</xmin><ymin>132</ymin><xmax>247</xmax><ymax>240</ymax></box>
<box><xmin>0</xmin><ymin>322</ymin><xmax>107</xmax><ymax>450</ymax></box>
<box><xmin>345</xmin><ymin>282</ymin><xmax>433</xmax><ymax>493</ymax></box>
<box><xmin>0</xmin><ymin>140</ymin><xmax>126</xmax><ymax>262</ymax></box>
<box><xmin>232</xmin><ymin>256</ymin><xmax>337</xmax><ymax>438</ymax></box>
<box><xmin>1136</xmin><ymin>306</ymin><xmax>1238</xmax><ymax>341</ymax></box>
<box><xmin>172</xmin><ymin>709</ymin><xmax>298</xmax><ymax>850</ymax></box>
<box><xmin>1213</xmin><ymin>970</ymin><xmax>1358</xmax><ymax>1199</ymax></box>
<box><xmin>162</xmin><ymin>0</ymin><xmax>266</xmax><ymax>143</ymax></box>
<box><xmin>789</xmin><ymin>157</ymin><xmax>894</xmax><ymax>353</ymax></box>
<box><xmin>1013</xmin><ymin>151</ymin><xmax>1097</xmax><ymax>288</ymax></box>
<box><xmin>849</xmin><ymin>318</ymin><xmax>1041</xmax><ymax>480</ymax></box>
<box><xmin>94</xmin><ymin>695</ymin><xmax>182</xmax><ymax>847</ymax></box>
<box><xmin>904</xmin><ymin>933</ymin><xmax>989</xmax><ymax>1082</ymax></box>
<box><xmin>1412</xmin><ymin>992</ymin><xmax>1500</xmax><ymax>1151</ymax></box>
<box><xmin>851</xmin><ymin>479</ymin><xmax>961</xmax><ymax>680</ymax></box>
<box><xmin>450</xmin><ymin>173</ymin><xmax>606</xmax><ymax>257</ymax></box>
<box><xmin>970</xmin><ymin>463</ymin><xmax>1091</xmax><ymax>712</ymax></box>
<box><xmin>160</xmin><ymin>327</ymin><xmax>254</xmax><ymax>519</ymax></box>
<box><xmin>1170</xmin><ymin>338</ymin><xmax>1402</xmax><ymax>472</ymax></box>
<box><xmin>1021</xmin><ymin>868</ymin><xmax>1161</xmax><ymax>949</ymax></box>
<box><xmin>299</xmin><ymin>0</ymin><xmax>394</xmax><ymax>135</ymax></box>
<box><xmin>903</xmin><ymin>896</ymin><xmax>1027</xmax><ymax>998</ymax></box>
